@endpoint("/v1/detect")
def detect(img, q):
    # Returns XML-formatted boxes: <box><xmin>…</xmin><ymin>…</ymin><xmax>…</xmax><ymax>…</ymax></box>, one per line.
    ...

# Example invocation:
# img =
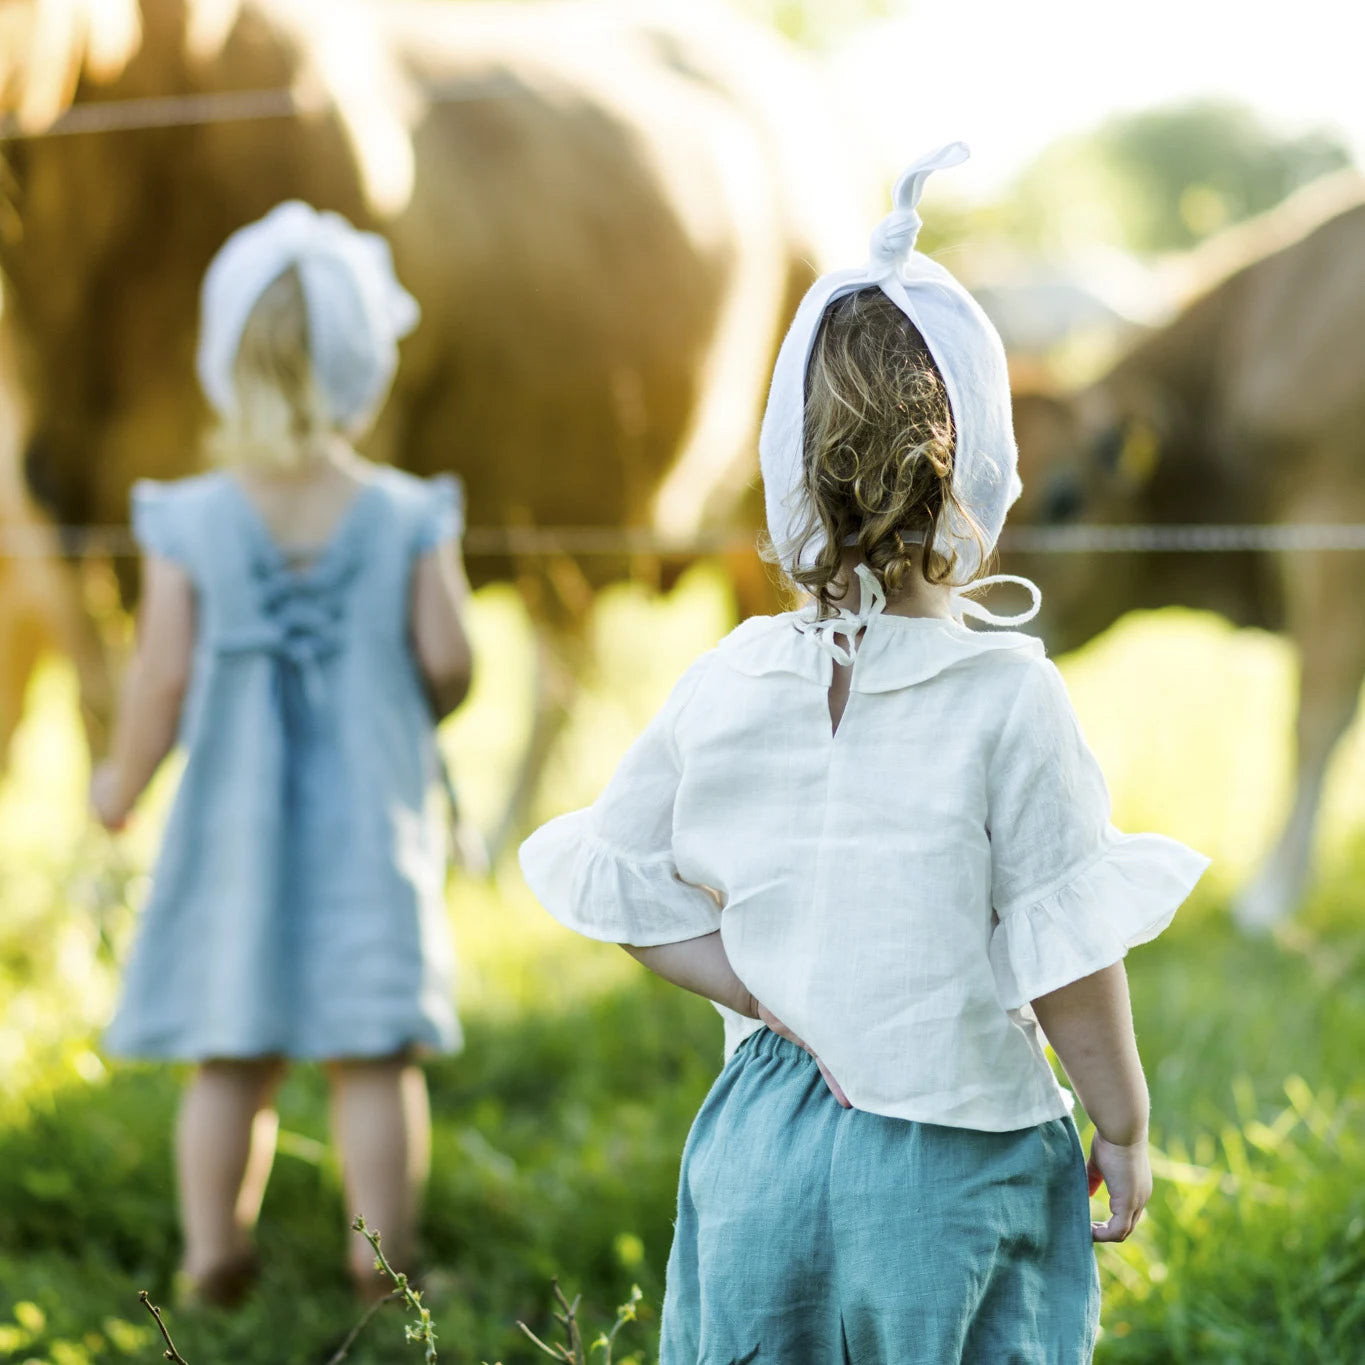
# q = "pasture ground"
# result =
<box><xmin>2</xmin><ymin>568</ymin><xmax>1363</xmax><ymax>1364</ymax></box>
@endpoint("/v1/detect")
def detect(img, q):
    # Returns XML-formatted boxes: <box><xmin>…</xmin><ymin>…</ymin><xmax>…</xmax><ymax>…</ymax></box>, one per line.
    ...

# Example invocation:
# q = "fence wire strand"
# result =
<box><xmin>2</xmin><ymin>523</ymin><xmax>1365</xmax><ymax>560</ymax></box>
<box><xmin>0</xmin><ymin>77</ymin><xmax>525</xmax><ymax>142</ymax></box>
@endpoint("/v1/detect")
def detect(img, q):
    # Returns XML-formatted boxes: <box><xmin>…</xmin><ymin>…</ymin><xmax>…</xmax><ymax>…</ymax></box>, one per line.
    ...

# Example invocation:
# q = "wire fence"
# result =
<box><xmin>0</xmin><ymin>77</ymin><xmax>524</xmax><ymax>142</ymax></box>
<box><xmin>1004</xmin><ymin>524</ymin><xmax>1365</xmax><ymax>553</ymax></box>
<box><xmin>2</xmin><ymin>522</ymin><xmax>1365</xmax><ymax>560</ymax></box>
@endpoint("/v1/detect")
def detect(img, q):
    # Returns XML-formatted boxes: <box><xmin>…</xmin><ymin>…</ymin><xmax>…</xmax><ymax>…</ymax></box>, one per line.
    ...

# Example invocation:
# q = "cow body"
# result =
<box><xmin>1012</xmin><ymin>178</ymin><xmax>1365</xmax><ymax>928</ymax></box>
<box><xmin>0</xmin><ymin>0</ymin><xmax>867</xmax><ymax>787</ymax></box>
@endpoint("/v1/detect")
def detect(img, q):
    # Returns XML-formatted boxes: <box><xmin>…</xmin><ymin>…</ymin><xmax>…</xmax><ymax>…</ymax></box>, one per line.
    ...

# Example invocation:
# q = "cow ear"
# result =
<box><xmin>1094</xmin><ymin>417</ymin><xmax>1160</xmax><ymax>486</ymax></box>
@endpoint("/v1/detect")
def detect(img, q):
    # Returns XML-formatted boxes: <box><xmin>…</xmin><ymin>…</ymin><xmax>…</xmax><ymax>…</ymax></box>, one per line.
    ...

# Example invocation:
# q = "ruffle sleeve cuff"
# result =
<box><xmin>130</xmin><ymin>480</ymin><xmax>188</xmax><ymax>566</ymax></box>
<box><xmin>414</xmin><ymin>474</ymin><xmax>465</xmax><ymax>554</ymax></box>
<box><xmin>989</xmin><ymin>829</ymin><xmax>1210</xmax><ymax>1011</ymax></box>
<box><xmin>519</xmin><ymin>809</ymin><xmax>723</xmax><ymax>947</ymax></box>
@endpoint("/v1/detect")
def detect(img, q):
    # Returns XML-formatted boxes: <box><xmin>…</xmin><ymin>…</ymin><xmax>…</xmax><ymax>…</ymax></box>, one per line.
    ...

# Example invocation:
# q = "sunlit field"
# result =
<box><xmin>2</xmin><ymin>569</ymin><xmax>1364</xmax><ymax>1363</ymax></box>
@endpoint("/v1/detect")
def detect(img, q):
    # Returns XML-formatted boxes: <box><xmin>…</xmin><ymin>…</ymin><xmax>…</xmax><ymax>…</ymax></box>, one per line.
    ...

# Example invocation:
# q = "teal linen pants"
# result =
<box><xmin>660</xmin><ymin>1029</ymin><xmax>1100</xmax><ymax>1364</ymax></box>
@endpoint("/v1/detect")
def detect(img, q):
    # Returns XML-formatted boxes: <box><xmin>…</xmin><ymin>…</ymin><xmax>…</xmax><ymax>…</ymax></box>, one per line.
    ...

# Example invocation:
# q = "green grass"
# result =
<box><xmin>1100</xmin><ymin>896</ymin><xmax>1365</xmax><ymax>1361</ymax></box>
<box><xmin>2</xmin><ymin>570</ymin><xmax>1365</xmax><ymax>1362</ymax></box>
<box><xmin>0</xmin><ymin>961</ymin><xmax>714</xmax><ymax>1364</ymax></box>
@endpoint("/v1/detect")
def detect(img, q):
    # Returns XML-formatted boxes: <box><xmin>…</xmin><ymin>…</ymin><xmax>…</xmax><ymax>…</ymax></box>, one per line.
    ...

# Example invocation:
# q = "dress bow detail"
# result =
<box><xmin>217</xmin><ymin>555</ymin><xmax>358</xmax><ymax>705</ymax></box>
<box><xmin>866</xmin><ymin>141</ymin><xmax>969</xmax><ymax>279</ymax></box>
<box><xmin>794</xmin><ymin>563</ymin><xmax>888</xmax><ymax>666</ymax></box>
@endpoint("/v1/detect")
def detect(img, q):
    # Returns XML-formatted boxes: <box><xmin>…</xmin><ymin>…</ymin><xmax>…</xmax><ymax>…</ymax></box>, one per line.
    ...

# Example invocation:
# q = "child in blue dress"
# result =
<box><xmin>91</xmin><ymin>203</ymin><xmax>473</xmax><ymax>1306</ymax></box>
<box><xmin>519</xmin><ymin>145</ymin><xmax>1209</xmax><ymax>1362</ymax></box>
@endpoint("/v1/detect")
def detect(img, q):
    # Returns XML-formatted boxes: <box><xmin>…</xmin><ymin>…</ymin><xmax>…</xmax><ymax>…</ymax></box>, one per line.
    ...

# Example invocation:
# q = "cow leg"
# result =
<box><xmin>1233</xmin><ymin>553</ymin><xmax>1365</xmax><ymax>932</ymax></box>
<box><xmin>486</xmin><ymin>629</ymin><xmax>578</xmax><ymax>866</ymax></box>
<box><xmin>0</xmin><ymin>596</ymin><xmax>47</xmax><ymax>764</ymax></box>
<box><xmin>61</xmin><ymin>559</ymin><xmax>117</xmax><ymax>762</ymax></box>
<box><xmin>0</xmin><ymin>541</ymin><xmax>112</xmax><ymax>773</ymax></box>
<box><xmin>31</xmin><ymin>551</ymin><xmax>117</xmax><ymax>763</ymax></box>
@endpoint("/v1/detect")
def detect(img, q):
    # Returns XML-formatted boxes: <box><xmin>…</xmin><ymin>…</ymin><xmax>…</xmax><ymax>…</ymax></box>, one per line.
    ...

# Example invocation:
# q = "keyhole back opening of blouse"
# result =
<box><xmin>826</xmin><ymin>631</ymin><xmax>863</xmax><ymax>736</ymax></box>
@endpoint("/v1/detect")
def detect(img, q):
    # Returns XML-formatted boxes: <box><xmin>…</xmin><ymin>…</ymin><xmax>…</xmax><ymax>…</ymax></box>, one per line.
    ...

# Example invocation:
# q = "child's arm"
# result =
<box><xmin>988</xmin><ymin>660</ymin><xmax>1205</xmax><ymax>1243</ymax></box>
<box><xmin>623</xmin><ymin>933</ymin><xmax>758</xmax><ymax>1017</ymax></box>
<box><xmin>1030</xmin><ymin>961</ymin><xmax>1152</xmax><ymax>1243</ymax></box>
<box><xmin>623</xmin><ymin>934</ymin><xmax>852</xmax><ymax>1106</ymax></box>
<box><xmin>411</xmin><ymin>539</ymin><xmax>473</xmax><ymax>718</ymax></box>
<box><xmin>90</xmin><ymin>556</ymin><xmax>195</xmax><ymax>829</ymax></box>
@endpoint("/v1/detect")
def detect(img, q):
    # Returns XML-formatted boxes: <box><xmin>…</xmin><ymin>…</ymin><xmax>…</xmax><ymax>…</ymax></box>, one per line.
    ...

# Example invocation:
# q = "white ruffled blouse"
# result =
<box><xmin>519</xmin><ymin>591</ymin><xmax>1209</xmax><ymax>1131</ymax></box>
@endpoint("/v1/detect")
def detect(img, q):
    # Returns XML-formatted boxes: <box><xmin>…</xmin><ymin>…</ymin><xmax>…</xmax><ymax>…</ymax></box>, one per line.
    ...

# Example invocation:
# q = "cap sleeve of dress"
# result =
<box><xmin>130</xmin><ymin>479</ymin><xmax>191</xmax><ymax>567</ymax></box>
<box><xmin>414</xmin><ymin>474</ymin><xmax>465</xmax><ymax>555</ymax></box>
<box><xmin>986</xmin><ymin>657</ymin><xmax>1209</xmax><ymax>1011</ymax></box>
<box><xmin>518</xmin><ymin>655</ymin><xmax>722</xmax><ymax>947</ymax></box>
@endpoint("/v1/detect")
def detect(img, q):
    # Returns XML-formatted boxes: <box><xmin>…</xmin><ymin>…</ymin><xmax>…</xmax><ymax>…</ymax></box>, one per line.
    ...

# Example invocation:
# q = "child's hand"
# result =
<box><xmin>755</xmin><ymin>1003</ymin><xmax>852</xmax><ymax>1109</ymax></box>
<box><xmin>90</xmin><ymin>762</ymin><xmax>131</xmax><ymax>832</ymax></box>
<box><xmin>1086</xmin><ymin>1133</ymin><xmax>1152</xmax><ymax>1242</ymax></box>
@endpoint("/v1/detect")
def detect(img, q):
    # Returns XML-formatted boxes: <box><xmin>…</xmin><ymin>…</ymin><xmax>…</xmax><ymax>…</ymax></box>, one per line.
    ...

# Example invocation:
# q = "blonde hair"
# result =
<box><xmin>207</xmin><ymin>267</ymin><xmax>335</xmax><ymax>471</ymax></box>
<box><xmin>786</xmin><ymin>287</ymin><xmax>986</xmax><ymax>617</ymax></box>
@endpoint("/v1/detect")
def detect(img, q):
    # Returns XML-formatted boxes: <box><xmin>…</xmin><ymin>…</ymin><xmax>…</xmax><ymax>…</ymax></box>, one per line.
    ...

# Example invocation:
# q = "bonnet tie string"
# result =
<box><xmin>794</xmin><ymin>563</ymin><xmax>888</xmax><ymax>666</ymax></box>
<box><xmin>951</xmin><ymin>574</ymin><xmax>1042</xmax><ymax>627</ymax></box>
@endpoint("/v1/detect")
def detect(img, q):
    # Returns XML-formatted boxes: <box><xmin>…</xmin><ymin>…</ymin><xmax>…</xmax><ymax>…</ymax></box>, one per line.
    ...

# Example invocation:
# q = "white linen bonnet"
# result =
<box><xmin>759</xmin><ymin>143</ymin><xmax>1021</xmax><ymax>587</ymax></box>
<box><xmin>196</xmin><ymin>201</ymin><xmax>420</xmax><ymax>430</ymax></box>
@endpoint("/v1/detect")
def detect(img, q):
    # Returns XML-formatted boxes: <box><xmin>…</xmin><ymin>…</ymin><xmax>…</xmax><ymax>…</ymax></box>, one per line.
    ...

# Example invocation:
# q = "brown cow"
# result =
<box><xmin>1009</xmin><ymin>170</ymin><xmax>1365</xmax><ymax>930</ymax></box>
<box><xmin>0</xmin><ymin>0</ymin><xmax>868</xmax><ymax>832</ymax></box>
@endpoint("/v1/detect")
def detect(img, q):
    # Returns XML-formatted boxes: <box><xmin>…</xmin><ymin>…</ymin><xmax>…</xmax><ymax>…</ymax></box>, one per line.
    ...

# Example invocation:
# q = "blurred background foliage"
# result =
<box><xmin>732</xmin><ymin>0</ymin><xmax>898</xmax><ymax>46</ymax></box>
<box><xmin>910</xmin><ymin>98</ymin><xmax>1353</xmax><ymax>279</ymax></box>
<box><xmin>733</xmin><ymin>1</ymin><xmax>1354</xmax><ymax>257</ymax></box>
<box><xmin>991</xmin><ymin>100</ymin><xmax>1351</xmax><ymax>254</ymax></box>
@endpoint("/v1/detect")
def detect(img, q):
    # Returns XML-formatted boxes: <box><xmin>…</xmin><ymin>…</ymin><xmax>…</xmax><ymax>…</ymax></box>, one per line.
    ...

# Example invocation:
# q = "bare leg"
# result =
<box><xmin>176</xmin><ymin>1058</ymin><xmax>286</xmax><ymax>1285</ymax></box>
<box><xmin>328</xmin><ymin>1057</ymin><xmax>431</xmax><ymax>1300</ymax></box>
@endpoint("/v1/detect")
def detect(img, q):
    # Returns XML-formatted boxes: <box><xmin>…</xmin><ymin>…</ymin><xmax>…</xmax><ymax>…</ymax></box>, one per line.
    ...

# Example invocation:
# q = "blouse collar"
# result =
<box><xmin>720</xmin><ymin>588</ymin><xmax>1042</xmax><ymax>692</ymax></box>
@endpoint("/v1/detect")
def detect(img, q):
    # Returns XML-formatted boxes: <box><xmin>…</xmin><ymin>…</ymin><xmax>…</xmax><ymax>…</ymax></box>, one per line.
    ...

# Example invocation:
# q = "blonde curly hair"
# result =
<box><xmin>785</xmin><ymin>287</ymin><xmax>986</xmax><ymax>617</ymax></box>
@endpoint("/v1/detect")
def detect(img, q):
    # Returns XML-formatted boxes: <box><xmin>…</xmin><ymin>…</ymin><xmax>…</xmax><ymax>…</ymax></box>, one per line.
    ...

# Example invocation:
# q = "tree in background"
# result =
<box><xmin>1008</xmin><ymin>100</ymin><xmax>1351</xmax><ymax>255</ymax></box>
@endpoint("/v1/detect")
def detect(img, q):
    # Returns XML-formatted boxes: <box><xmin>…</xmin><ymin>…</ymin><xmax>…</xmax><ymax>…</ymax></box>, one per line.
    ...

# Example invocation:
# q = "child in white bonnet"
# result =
<box><xmin>94</xmin><ymin>202</ymin><xmax>473</xmax><ymax>1307</ymax></box>
<box><xmin>520</xmin><ymin>144</ymin><xmax>1208</xmax><ymax>1361</ymax></box>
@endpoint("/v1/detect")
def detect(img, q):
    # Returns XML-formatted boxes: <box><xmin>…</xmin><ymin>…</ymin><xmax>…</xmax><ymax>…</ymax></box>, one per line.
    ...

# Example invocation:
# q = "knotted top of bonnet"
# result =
<box><xmin>758</xmin><ymin>143</ymin><xmax>1023</xmax><ymax>587</ymax></box>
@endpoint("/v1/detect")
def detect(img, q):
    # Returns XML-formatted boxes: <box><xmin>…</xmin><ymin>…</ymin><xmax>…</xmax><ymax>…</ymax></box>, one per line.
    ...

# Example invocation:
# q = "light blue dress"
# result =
<box><xmin>104</xmin><ymin>466</ymin><xmax>462</xmax><ymax>1062</ymax></box>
